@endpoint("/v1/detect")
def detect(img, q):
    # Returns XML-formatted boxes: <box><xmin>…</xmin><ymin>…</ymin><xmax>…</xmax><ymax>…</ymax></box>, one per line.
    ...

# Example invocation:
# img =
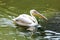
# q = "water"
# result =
<box><xmin>0</xmin><ymin>0</ymin><xmax>60</xmax><ymax>40</ymax></box>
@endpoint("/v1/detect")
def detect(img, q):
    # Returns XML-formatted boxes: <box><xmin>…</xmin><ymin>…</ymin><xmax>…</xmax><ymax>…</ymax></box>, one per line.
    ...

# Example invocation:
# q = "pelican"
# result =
<box><xmin>13</xmin><ymin>9</ymin><xmax>48</xmax><ymax>32</ymax></box>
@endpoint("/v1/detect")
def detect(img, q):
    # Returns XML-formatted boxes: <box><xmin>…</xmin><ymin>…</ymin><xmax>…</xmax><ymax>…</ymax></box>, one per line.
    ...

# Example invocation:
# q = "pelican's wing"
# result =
<box><xmin>15</xmin><ymin>14</ymin><xmax>35</xmax><ymax>26</ymax></box>
<box><xmin>29</xmin><ymin>16</ymin><xmax>38</xmax><ymax>24</ymax></box>
<box><xmin>23</xmin><ymin>14</ymin><xmax>38</xmax><ymax>24</ymax></box>
<box><xmin>17</xmin><ymin>14</ymin><xmax>34</xmax><ymax>24</ymax></box>
<box><xmin>16</xmin><ymin>20</ymin><xmax>31</xmax><ymax>26</ymax></box>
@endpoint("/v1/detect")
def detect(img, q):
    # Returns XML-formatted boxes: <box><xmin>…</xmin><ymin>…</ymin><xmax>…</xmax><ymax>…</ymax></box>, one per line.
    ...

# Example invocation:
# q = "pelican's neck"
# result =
<box><xmin>30</xmin><ymin>9</ymin><xmax>36</xmax><ymax>17</ymax></box>
<box><xmin>30</xmin><ymin>13</ymin><xmax>36</xmax><ymax>19</ymax></box>
<box><xmin>30</xmin><ymin>13</ymin><xmax>38</xmax><ymax>25</ymax></box>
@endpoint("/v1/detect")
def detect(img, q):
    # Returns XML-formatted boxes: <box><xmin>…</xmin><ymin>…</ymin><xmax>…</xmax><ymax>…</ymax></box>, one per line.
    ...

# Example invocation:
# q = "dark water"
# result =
<box><xmin>0</xmin><ymin>0</ymin><xmax>60</xmax><ymax>40</ymax></box>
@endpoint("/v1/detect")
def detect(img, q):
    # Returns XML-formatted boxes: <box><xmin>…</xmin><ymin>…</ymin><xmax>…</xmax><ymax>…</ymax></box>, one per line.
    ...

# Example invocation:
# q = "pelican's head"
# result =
<box><xmin>30</xmin><ymin>9</ymin><xmax>48</xmax><ymax>21</ymax></box>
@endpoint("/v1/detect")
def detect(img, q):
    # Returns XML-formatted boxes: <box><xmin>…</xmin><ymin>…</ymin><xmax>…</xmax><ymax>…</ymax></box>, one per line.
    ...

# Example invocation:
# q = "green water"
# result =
<box><xmin>0</xmin><ymin>0</ymin><xmax>60</xmax><ymax>40</ymax></box>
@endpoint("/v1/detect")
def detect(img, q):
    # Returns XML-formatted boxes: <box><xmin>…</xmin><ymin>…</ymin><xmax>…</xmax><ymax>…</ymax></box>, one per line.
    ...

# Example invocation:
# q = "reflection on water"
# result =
<box><xmin>0</xmin><ymin>18</ymin><xmax>60</xmax><ymax>40</ymax></box>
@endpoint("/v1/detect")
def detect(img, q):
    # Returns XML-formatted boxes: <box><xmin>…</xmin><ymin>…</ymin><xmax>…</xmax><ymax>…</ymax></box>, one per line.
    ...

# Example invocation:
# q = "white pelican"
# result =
<box><xmin>13</xmin><ymin>9</ymin><xmax>48</xmax><ymax>32</ymax></box>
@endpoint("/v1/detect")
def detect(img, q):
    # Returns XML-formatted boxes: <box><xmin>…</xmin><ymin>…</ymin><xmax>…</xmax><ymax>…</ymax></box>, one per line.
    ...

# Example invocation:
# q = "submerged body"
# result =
<box><xmin>13</xmin><ymin>9</ymin><xmax>48</xmax><ymax>31</ymax></box>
